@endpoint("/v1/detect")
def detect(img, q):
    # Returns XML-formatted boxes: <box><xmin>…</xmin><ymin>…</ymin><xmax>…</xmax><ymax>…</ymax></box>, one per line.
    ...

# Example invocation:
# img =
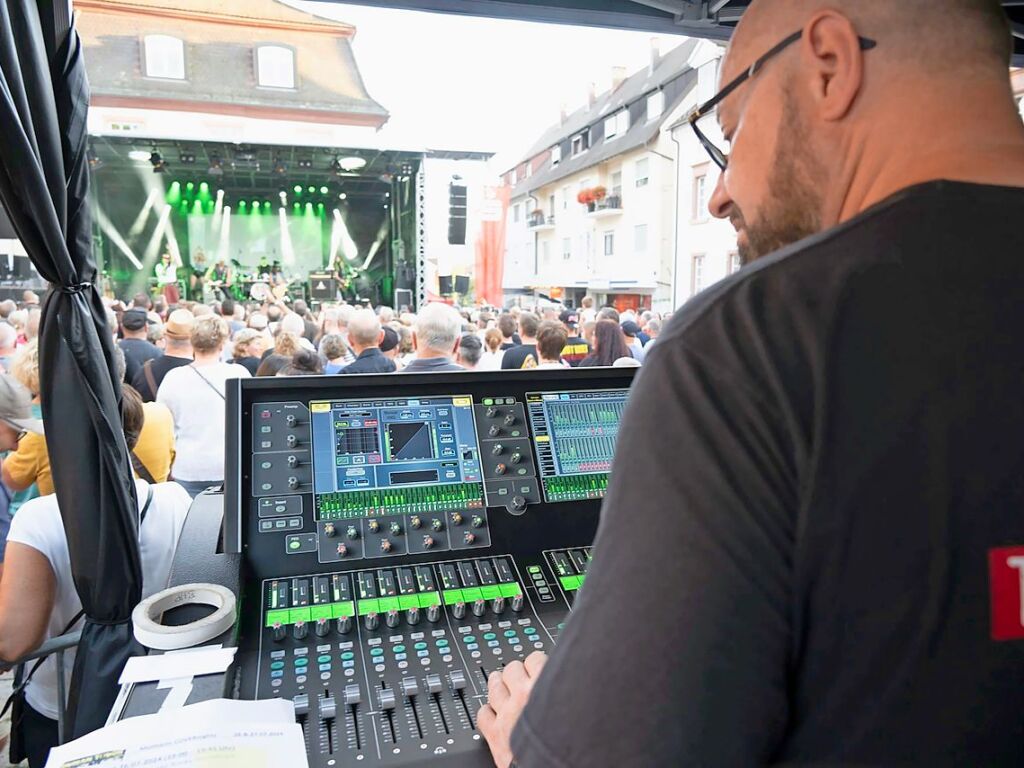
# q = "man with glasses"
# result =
<box><xmin>481</xmin><ymin>0</ymin><xmax>1024</xmax><ymax>765</ymax></box>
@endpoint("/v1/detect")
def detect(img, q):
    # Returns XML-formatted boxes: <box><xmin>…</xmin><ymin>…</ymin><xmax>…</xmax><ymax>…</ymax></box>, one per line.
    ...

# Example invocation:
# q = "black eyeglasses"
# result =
<box><xmin>689</xmin><ymin>30</ymin><xmax>877</xmax><ymax>170</ymax></box>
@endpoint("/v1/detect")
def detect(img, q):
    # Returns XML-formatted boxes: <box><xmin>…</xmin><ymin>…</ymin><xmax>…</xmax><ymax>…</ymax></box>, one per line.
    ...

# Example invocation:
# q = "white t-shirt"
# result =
<box><xmin>157</xmin><ymin>362</ymin><xmax>250</xmax><ymax>481</ymax></box>
<box><xmin>6</xmin><ymin>480</ymin><xmax>192</xmax><ymax>720</ymax></box>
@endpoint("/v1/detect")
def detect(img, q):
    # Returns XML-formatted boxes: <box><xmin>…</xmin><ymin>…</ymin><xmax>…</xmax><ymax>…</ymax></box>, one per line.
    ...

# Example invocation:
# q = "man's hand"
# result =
<box><xmin>478</xmin><ymin>651</ymin><xmax>548</xmax><ymax>768</ymax></box>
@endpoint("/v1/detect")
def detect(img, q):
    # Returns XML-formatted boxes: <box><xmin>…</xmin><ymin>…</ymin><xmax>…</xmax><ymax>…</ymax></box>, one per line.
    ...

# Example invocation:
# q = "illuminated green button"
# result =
<box><xmin>270</xmin><ymin>661</ymin><xmax>285</xmax><ymax>670</ymax></box>
<box><xmin>483</xmin><ymin>633</ymin><xmax>497</xmax><ymax>641</ymax></box>
<box><xmin>524</xmin><ymin>627</ymin><xmax>537</xmax><ymax>636</ymax></box>
<box><xmin>504</xmin><ymin>630</ymin><xmax>516</xmax><ymax>637</ymax></box>
<box><xmin>288</xmin><ymin>539</ymin><xmax>301</xmax><ymax>551</ymax></box>
<box><xmin>436</xmin><ymin>639</ymin><xmax>449</xmax><ymax>647</ymax></box>
<box><xmin>393</xmin><ymin>645</ymin><xmax>406</xmax><ymax>653</ymax></box>
<box><xmin>527</xmin><ymin>566</ymin><xmax>541</xmax><ymax>574</ymax></box>
<box><xmin>462</xmin><ymin>635</ymin><xmax>476</xmax><ymax>644</ymax></box>
<box><xmin>414</xmin><ymin>642</ymin><xmax>428</xmax><ymax>650</ymax></box>
<box><xmin>294</xmin><ymin>658</ymin><xmax>309</xmax><ymax>667</ymax></box>
<box><xmin>265</xmin><ymin>609</ymin><xmax>290</xmax><ymax>628</ymax></box>
<box><xmin>370</xmin><ymin>648</ymin><xmax>384</xmax><ymax>657</ymax></box>
<box><xmin>341</xmin><ymin>652</ymin><xmax>355</xmax><ymax>661</ymax></box>
<box><xmin>483</xmin><ymin>398</ymin><xmax>493</xmax><ymax>406</ymax></box>
<box><xmin>317</xmin><ymin>655</ymin><xmax>331</xmax><ymax>664</ymax></box>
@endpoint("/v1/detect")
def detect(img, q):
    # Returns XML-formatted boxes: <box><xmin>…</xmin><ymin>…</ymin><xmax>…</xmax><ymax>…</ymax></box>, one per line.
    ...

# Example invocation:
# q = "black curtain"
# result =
<box><xmin>0</xmin><ymin>0</ymin><xmax>143</xmax><ymax>738</ymax></box>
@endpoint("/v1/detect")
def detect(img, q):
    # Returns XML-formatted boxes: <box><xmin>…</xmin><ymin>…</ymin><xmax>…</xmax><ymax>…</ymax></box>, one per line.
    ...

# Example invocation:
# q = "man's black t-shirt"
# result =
<box><xmin>131</xmin><ymin>354</ymin><xmax>191</xmax><ymax>401</ymax></box>
<box><xmin>119</xmin><ymin>338</ymin><xmax>161</xmax><ymax>387</ymax></box>
<box><xmin>513</xmin><ymin>182</ymin><xmax>1024</xmax><ymax>766</ymax></box>
<box><xmin>501</xmin><ymin>343</ymin><xmax>537</xmax><ymax>369</ymax></box>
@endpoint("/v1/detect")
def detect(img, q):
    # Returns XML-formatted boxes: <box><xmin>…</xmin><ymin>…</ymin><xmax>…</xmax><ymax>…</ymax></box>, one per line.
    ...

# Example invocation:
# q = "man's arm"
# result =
<box><xmin>486</xmin><ymin>339</ymin><xmax>798</xmax><ymax>766</ymax></box>
<box><xmin>0</xmin><ymin>542</ymin><xmax>56</xmax><ymax>661</ymax></box>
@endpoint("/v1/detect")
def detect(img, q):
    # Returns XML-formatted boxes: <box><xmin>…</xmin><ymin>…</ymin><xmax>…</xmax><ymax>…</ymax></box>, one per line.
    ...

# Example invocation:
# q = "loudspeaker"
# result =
<box><xmin>447</xmin><ymin>182</ymin><xmax>467</xmax><ymax>245</ymax></box>
<box><xmin>394</xmin><ymin>288</ymin><xmax>413</xmax><ymax>313</ymax></box>
<box><xmin>309</xmin><ymin>272</ymin><xmax>337</xmax><ymax>300</ymax></box>
<box><xmin>454</xmin><ymin>275</ymin><xmax>469</xmax><ymax>294</ymax></box>
<box><xmin>438</xmin><ymin>275</ymin><xmax>453</xmax><ymax>295</ymax></box>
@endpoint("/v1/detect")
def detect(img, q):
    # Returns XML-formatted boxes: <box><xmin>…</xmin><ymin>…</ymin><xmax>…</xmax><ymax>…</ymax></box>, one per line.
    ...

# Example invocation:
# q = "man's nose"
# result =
<box><xmin>708</xmin><ymin>171</ymin><xmax>732</xmax><ymax>220</ymax></box>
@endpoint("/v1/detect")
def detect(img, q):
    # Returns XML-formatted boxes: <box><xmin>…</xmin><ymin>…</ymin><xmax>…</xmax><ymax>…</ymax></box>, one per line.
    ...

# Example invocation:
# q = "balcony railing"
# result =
<box><xmin>528</xmin><ymin>214</ymin><xmax>556</xmax><ymax>229</ymax></box>
<box><xmin>588</xmin><ymin>195</ymin><xmax>624</xmax><ymax>217</ymax></box>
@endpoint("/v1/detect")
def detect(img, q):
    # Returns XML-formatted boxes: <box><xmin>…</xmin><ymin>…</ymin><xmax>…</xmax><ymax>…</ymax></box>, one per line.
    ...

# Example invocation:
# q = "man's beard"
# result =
<box><xmin>735</xmin><ymin>103</ymin><xmax>824</xmax><ymax>265</ymax></box>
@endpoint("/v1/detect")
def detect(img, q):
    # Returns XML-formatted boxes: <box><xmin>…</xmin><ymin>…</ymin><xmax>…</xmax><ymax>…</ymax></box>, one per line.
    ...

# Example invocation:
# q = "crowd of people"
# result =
<box><xmin>0</xmin><ymin>287</ymin><xmax>662</xmax><ymax>766</ymax></box>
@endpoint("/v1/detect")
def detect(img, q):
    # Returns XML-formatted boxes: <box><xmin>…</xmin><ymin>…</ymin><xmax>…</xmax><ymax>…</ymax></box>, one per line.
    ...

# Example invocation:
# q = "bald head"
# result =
<box><xmin>704</xmin><ymin>0</ymin><xmax>1021</xmax><ymax>263</ymax></box>
<box><xmin>348</xmin><ymin>309</ymin><xmax>383</xmax><ymax>348</ymax></box>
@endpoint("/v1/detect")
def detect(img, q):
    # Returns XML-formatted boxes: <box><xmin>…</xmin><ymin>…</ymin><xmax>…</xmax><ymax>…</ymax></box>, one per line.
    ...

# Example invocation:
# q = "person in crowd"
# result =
<box><xmin>620</xmin><ymin>320</ymin><xmax>646</xmax><ymax>363</ymax></box>
<box><xmin>0</xmin><ymin>375</ymin><xmax>43</xmax><ymax>576</ymax></box>
<box><xmin>481</xmin><ymin>1</ymin><xmax>1024</xmax><ymax>765</ymax></box>
<box><xmin>0</xmin><ymin>384</ymin><xmax>191</xmax><ymax>768</ymax></box>
<box><xmin>581</xmin><ymin>320</ymin><xmax>597</xmax><ymax>350</ymax></box>
<box><xmin>377</xmin><ymin>306</ymin><xmax>395</xmax><ymax>325</ymax></box>
<box><xmin>113</xmin><ymin>348</ymin><xmax>175</xmax><ymax>484</ymax></box>
<box><xmin>340</xmin><ymin>310</ymin><xmax>397</xmax><ymax>375</ymax></box>
<box><xmin>248</xmin><ymin>312</ymin><xmax>269</xmax><ymax>333</ymax></box>
<box><xmin>496</xmin><ymin>314</ymin><xmax>518</xmax><ymax>351</ymax></box>
<box><xmin>596</xmin><ymin>305</ymin><xmax>620</xmax><ymax>323</ymax></box>
<box><xmin>501</xmin><ymin>312</ymin><xmax>540</xmax><ymax>369</ymax></box>
<box><xmin>24</xmin><ymin>309</ymin><xmax>40</xmax><ymax>343</ymax></box>
<box><xmin>0</xmin><ymin>323</ymin><xmax>18</xmax><ymax>372</ymax></box>
<box><xmin>118</xmin><ymin>308</ymin><xmax>161</xmax><ymax>384</ymax></box>
<box><xmin>380</xmin><ymin>326</ymin><xmax>401</xmax><ymax>368</ymax></box>
<box><xmin>457</xmin><ymin>334</ymin><xmax>483</xmax><ymax>370</ymax></box>
<box><xmin>477</xmin><ymin>328</ymin><xmax>505</xmax><ymax>371</ymax></box>
<box><xmin>228</xmin><ymin>329</ymin><xmax>266</xmax><ymax>377</ymax></box>
<box><xmin>292</xmin><ymin>300</ymin><xmax>319</xmax><ymax>343</ymax></box>
<box><xmin>644</xmin><ymin>318</ymin><xmax>662</xmax><ymax>348</ymax></box>
<box><xmin>157</xmin><ymin>316</ymin><xmax>250</xmax><ymax>497</ymax></box>
<box><xmin>579</xmin><ymin>295</ymin><xmax>596</xmax><ymax>323</ymax></box>
<box><xmin>221</xmin><ymin>299</ymin><xmax>244</xmax><ymax>335</ymax></box>
<box><xmin>578</xmin><ymin>319</ymin><xmax>632</xmax><ymax>368</ymax></box>
<box><xmin>131</xmin><ymin>309</ymin><xmax>194</xmax><ymax>402</ymax></box>
<box><xmin>255</xmin><ymin>354</ymin><xmax>291</xmax><ymax>377</ymax></box>
<box><xmin>278</xmin><ymin>350</ymin><xmax>323</xmax><ymax>376</ymax></box>
<box><xmin>3</xmin><ymin>341</ymin><xmax>50</xmax><ymax>504</ymax></box>
<box><xmin>558</xmin><ymin>311</ymin><xmax>590</xmax><ymax>367</ymax></box>
<box><xmin>395</xmin><ymin>325</ymin><xmax>415</xmax><ymax>367</ymax></box>
<box><xmin>0</xmin><ymin>301</ymin><xmax>16</xmax><ymax>320</ymax></box>
<box><xmin>402</xmin><ymin>302</ymin><xmax>464</xmax><ymax>373</ymax></box>
<box><xmin>20</xmin><ymin>291</ymin><xmax>39</xmax><ymax>308</ymax></box>
<box><xmin>535</xmin><ymin>322</ymin><xmax>568</xmax><ymax>368</ymax></box>
<box><xmin>146</xmin><ymin>319</ymin><xmax>165</xmax><ymax>351</ymax></box>
<box><xmin>8</xmin><ymin>311</ymin><xmax>27</xmax><ymax>346</ymax></box>
<box><xmin>321</xmin><ymin>335</ymin><xmax>349</xmax><ymax>374</ymax></box>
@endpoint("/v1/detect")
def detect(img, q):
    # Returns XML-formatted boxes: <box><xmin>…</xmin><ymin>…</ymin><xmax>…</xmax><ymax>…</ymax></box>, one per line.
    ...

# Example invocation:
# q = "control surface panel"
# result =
<box><xmin>227</xmin><ymin>369</ymin><xmax>634</xmax><ymax>767</ymax></box>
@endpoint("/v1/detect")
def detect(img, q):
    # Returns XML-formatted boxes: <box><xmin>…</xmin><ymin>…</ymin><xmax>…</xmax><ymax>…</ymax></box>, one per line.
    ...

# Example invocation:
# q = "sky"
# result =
<box><xmin>286</xmin><ymin>1</ymin><xmax>688</xmax><ymax>172</ymax></box>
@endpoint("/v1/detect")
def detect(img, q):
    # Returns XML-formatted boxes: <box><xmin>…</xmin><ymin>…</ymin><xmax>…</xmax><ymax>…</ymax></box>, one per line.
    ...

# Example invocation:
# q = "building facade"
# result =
<box><xmin>502</xmin><ymin>39</ymin><xmax>722</xmax><ymax>312</ymax></box>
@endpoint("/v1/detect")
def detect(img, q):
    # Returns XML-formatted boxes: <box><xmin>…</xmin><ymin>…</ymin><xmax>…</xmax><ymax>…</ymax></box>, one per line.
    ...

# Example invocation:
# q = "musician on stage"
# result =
<box><xmin>189</xmin><ymin>247</ymin><xmax>208</xmax><ymax>300</ymax></box>
<box><xmin>205</xmin><ymin>259</ymin><xmax>233</xmax><ymax>301</ymax></box>
<box><xmin>154</xmin><ymin>251</ymin><xmax>180</xmax><ymax>306</ymax></box>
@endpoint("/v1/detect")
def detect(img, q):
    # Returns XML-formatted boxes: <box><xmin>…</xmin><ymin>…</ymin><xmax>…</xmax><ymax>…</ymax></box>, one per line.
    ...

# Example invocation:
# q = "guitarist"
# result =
<box><xmin>205</xmin><ymin>260</ymin><xmax>233</xmax><ymax>301</ymax></box>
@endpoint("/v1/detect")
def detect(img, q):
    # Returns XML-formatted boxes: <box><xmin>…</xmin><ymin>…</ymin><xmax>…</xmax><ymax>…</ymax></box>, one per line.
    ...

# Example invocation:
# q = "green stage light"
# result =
<box><xmin>304</xmin><ymin>202</ymin><xmax>313</xmax><ymax>215</ymax></box>
<box><xmin>293</xmin><ymin>202</ymin><xmax>300</xmax><ymax>211</ymax></box>
<box><xmin>192</xmin><ymin>200</ymin><xmax>203</xmax><ymax>214</ymax></box>
<box><xmin>263</xmin><ymin>201</ymin><xmax>271</xmax><ymax>210</ymax></box>
<box><xmin>319</xmin><ymin>186</ymin><xmax>328</xmax><ymax>195</ymax></box>
<box><xmin>167</xmin><ymin>181</ymin><xmax>181</xmax><ymax>205</ymax></box>
<box><xmin>316</xmin><ymin>202</ymin><xmax>325</xmax><ymax>212</ymax></box>
<box><xmin>307</xmin><ymin>186</ymin><xmax>315</xmax><ymax>194</ymax></box>
<box><xmin>293</xmin><ymin>185</ymin><xmax>302</xmax><ymax>195</ymax></box>
<box><xmin>186</xmin><ymin>181</ymin><xmax>194</xmax><ymax>192</ymax></box>
<box><xmin>199</xmin><ymin>181</ymin><xmax>209</xmax><ymax>192</ymax></box>
<box><xmin>239</xmin><ymin>200</ymin><xmax>247</xmax><ymax>209</ymax></box>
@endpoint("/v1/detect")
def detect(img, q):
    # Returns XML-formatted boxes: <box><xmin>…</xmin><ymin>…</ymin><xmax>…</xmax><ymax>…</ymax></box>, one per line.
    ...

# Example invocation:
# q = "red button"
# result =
<box><xmin>988</xmin><ymin>546</ymin><xmax>1024</xmax><ymax>641</ymax></box>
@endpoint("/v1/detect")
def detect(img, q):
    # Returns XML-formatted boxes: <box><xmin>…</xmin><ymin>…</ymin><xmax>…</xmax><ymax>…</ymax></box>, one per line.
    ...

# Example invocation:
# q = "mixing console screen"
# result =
<box><xmin>526</xmin><ymin>389</ymin><xmax>628</xmax><ymax>502</ymax></box>
<box><xmin>310</xmin><ymin>396</ymin><xmax>484</xmax><ymax>518</ymax></box>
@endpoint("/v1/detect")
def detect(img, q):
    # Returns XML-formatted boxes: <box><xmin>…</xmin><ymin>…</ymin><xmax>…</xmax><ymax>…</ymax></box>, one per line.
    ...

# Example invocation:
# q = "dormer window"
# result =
<box><xmin>143</xmin><ymin>35</ymin><xmax>185</xmax><ymax>80</ymax></box>
<box><xmin>571</xmin><ymin>130</ymin><xmax>591</xmax><ymax>157</ymax></box>
<box><xmin>604</xmin><ymin>110</ymin><xmax>629</xmax><ymax>140</ymax></box>
<box><xmin>551</xmin><ymin>145</ymin><xmax>562</xmax><ymax>166</ymax></box>
<box><xmin>646</xmin><ymin>91</ymin><xmax>664</xmax><ymax>121</ymax></box>
<box><xmin>256</xmin><ymin>45</ymin><xmax>296</xmax><ymax>89</ymax></box>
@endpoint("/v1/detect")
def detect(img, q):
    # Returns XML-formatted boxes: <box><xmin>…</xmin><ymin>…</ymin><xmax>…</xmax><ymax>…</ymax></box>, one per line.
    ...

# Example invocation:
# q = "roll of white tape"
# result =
<box><xmin>132</xmin><ymin>583</ymin><xmax>237</xmax><ymax>651</ymax></box>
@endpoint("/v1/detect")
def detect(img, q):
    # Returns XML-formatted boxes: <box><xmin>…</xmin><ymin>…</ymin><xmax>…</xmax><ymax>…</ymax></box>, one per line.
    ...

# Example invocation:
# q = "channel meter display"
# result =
<box><xmin>309</xmin><ymin>396</ymin><xmax>484</xmax><ymax>517</ymax></box>
<box><xmin>526</xmin><ymin>389</ymin><xmax>628</xmax><ymax>502</ymax></box>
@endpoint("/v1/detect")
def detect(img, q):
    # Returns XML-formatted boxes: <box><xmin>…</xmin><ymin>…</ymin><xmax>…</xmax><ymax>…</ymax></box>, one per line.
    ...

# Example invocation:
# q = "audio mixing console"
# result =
<box><xmin>223</xmin><ymin>368</ymin><xmax>636</xmax><ymax>767</ymax></box>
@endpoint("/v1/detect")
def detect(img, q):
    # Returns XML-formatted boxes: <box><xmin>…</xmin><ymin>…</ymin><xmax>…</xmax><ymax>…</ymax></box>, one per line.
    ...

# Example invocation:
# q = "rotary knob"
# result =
<box><xmin>511</xmin><ymin>594</ymin><xmax>525</xmax><ymax>613</ymax></box>
<box><xmin>431</xmin><ymin>518</ymin><xmax>444</xmax><ymax>531</ymax></box>
<box><xmin>509</xmin><ymin>452</ymin><xmax>522</xmax><ymax>464</ymax></box>
<box><xmin>492</xmin><ymin>443</ymin><xmax>504</xmax><ymax>456</ymax></box>
<box><xmin>389</xmin><ymin>522</ymin><xmax>402</xmax><ymax>536</ymax></box>
<box><xmin>406</xmin><ymin>606</ymin><xmax>421</xmax><ymax>625</ymax></box>
<box><xmin>286</xmin><ymin>434</ymin><xmax>297</xmax><ymax>448</ymax></box>
<box><xmin>426</xmin><ymin>604</ymin><xmax>441</xmax><ymax>623</ymax></box>
<box><xmin>293</xmin><ymin>621</ymin><xmax>308</xmax><ymax>640</ymax></box>
<box><xmin>491</xmin><ymin>597</ymin><xmax>506</xmax><ymax>615</ymax></box>
<box><xmin>485</xmin><ymin>407</ymin><xmax>499</xmax><ymax>418</ymax></box>
<box><xmin>471</xmin><ymin>515</ymin><xmax>484</xmax><ymax>528</ymax></box>
<box><xmin>503</xmin><ymin>414</ymin><xmax>515</xmax><ymax>426</ymax></box>
<box><xmin>422</xmin><ymin>535</ymin><xmax>436</xmax><ymax>549</ymax></box>
<box><xmin>380</xmin><ymin>538</ymin><xmax>393</xmax><ymax>553</ymax></box>
<box><xmin>315</xmin><ymin>617</ymin><xmax>330</xmax><ymax>637</ymax></box>
<box><xmin>364</xmin><ymin>612</ymin><xmax>380</xmax><ymax>631</ymax></box>
<box><xmin>386</xmin><ymin>609</ymin><xmax>401</xmax><ymax>629</ymax></box>
<box><xmin>410</xmin><ymin>515</ymin><xmax>422</xmax><ymax>529</ymax></box>
<box><xmin>346</xmin><ymin>525</ymin><xmax>359</xmax><ymax>540</ymax></box>
<box><xmin>451</xmin><ymin>601</ymin><xmax>466</xmax><ymax>620</ymax></box>
<box><xmin>336</xmin><ymin>615</ymin><xmax>353</xmax><ymax>634</ymax></box>
<box><xmin>451</xmin><ymin>512</ymin><xmax>464</xmax><ymax>526</ymax></box>
<box><xmin>494</xmin><ymin>463</ymin><xmax>507</xmax><ymax>475</ymax></box>
<box><xmin>510</xmin><ymin>495</ymin><xmax>527</xmax><ymax>512</ymax></box>
<box><xmin>271</xmin><ymin>622</ymin><xmax>287</xmax><ymax>642</ymax></box>
<box><xmin>286</xmin><ymin>414</ymin><xmax>297</xmax><ymax>427</ymax></box>
<box><xmin>488</xmin><ymin>425</ymin><xmax>501</xmax><ymax>437</ymax></box>
<box><xmin>368</xmin><ymin>519</ymin><xmax>380</xmax><ymax>534</ymax></box>
<box><xmin>471</xmin><ymin>599</ymin><xmax>487</xmax><ymax>617</ymax></box>
<box><xmin>287</xmin><ymin>476</ymin><xmax>299</xmax><ymax>490</ymax></box>
<box><xmin>463</xmin><ymin>532</ymin><xmax>476</xmax><ymax>545</ymax></box>
<box><xmin>287</xmin><ymin>455</ymin><xmax>298</xmax><ymax>468</ymax></box>
<box><xmin>324</xmin><ymin>523</ymin><xmax>336</xmax><ymax>537</ymax></box>
<box><xmin>336</xmin><ymin>542</ymin><xmax>348</xmax><ymax>558</ymax></box>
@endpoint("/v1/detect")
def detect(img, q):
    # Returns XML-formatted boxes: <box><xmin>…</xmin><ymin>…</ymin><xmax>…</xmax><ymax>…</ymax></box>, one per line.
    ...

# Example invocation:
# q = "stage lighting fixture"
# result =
<box><xmin>273</xmin><ymin>158</ymin><xmax>287</xmax><ymax>175</ymax></box>
<box><xmin>307</xmin><ymin>186</ymin><xmax>315</xmax><ymax>194</ymax></box>
<box><xmin>338</xmin><ymin>192</ymin><xmax>347</xmax><ymax>200</ymax></box>
<box><xmin>208</xmin><ymin>154</ymin><xmax>224</xmax><ymax>176</ymax></box>
<box><xmin>293</xmin><ymin>202</ymin><xmax>300</xmax><ymax>211</ymax></box>
<box><xmin>180</xmin><ymin>152</ymin><xmax>196</xmax><ymax>165</ymax></box>
<box><xmin>186</xmin><ymin>182</ymin><xmax>194</xmax><ymax>192</ymax></box>
<box><xmin>199</xmin><ymin>181</ymin><xmax>209</xmax><ymax>192</ymax></box>
<box><xmin>319</xmin><ymin>186</ymin><xmax>328</xmax><ymax>195</ymax></box>
<box><xmin>317</xmin><ymin>202</ymin><xmax>325</xmax><ymax>211</ymax></box>
<box><xmin>293</xmin><ymin>185</ymin><xmax>302</xmax><ymax>195</ymax></box>
<box><xmin>263</xmin><ymin>202</ymin><xmax>271</xmax><ymax>210</ymax></box>
<box><xmin>128</xmin><ymin>150</ymin><xmax>151</xmax><ymax>162</ymax></box>
<box><xmin>150</xmin><ymin>150</ymin><xmax>168</xmax><ymax>173</ymax></box>
<box><xmin>337</xmin><ymin>156</ymin><xmax>367</xmax><ymax>172</ymax></box>
<box><xmin>298</xmin><ymin>158</ymin><xmax>314</xmax><ymax>169</ymax></box>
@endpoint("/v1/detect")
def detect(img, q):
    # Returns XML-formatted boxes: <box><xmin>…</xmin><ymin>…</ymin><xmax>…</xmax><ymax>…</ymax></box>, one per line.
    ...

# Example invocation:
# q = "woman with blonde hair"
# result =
<box><xmin>477</xmin><ymin>328</ymin><xmax>505</xmax><ymax>371</ymax></box>
<box><xmin>2</xmin><ymin>340</ymin><xmax>51</xmax><ymax>510</ymax></box>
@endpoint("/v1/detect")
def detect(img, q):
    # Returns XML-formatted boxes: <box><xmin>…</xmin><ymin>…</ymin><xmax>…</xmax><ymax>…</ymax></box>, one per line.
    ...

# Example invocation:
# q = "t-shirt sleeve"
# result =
<box><xmin>6</xmin><ymin>498</ymin><xmax>64</xmax><ymax>574</ymax></box>
<box><xmin>511</xmin><ymin>339</ymin><xmax>797</xmax><ymax>766</ymax></box>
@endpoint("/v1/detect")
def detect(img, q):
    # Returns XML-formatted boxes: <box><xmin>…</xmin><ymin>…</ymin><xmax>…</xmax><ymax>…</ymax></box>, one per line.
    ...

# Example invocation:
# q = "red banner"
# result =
<box><xmin>474</xmin><ymin>186</ymin><xmax>510</xmax><ymax>306</ymax></box>
<box><xmin>989</xmin><ymin>546</ymin><xmax>1024</xmax><ymax>641</ymax></box>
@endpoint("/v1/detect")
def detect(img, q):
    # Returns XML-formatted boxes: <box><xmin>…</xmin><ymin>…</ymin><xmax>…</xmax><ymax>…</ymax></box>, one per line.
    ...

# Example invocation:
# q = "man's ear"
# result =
<box><xmin>377</xmin><ymin>330</ymin><xmax>385</xmax><ymax>346</ymax></box>
<box><xmin>452</xmin><ymin>336</ymin><xmax>461</xmax><ymax>356</ymax></box>
<box><xmin>802</xmin><ymin>10</ymin><xmax>866</xmax><ymax>122</ymax></box>
<box><xmin>412</xmin><ymin>331</ymin><xmax>420</xmax><ymax>351</ymax></box>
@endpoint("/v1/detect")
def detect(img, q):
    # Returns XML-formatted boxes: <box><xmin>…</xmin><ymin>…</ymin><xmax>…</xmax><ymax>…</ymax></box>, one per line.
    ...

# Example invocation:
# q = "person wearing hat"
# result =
<box><xmin>559</xmin><ymin>310</ymin><xmax>591</xmax><ymax>367</ymax></box>
<box><xmin>131</xmin><ymin>309</ymin><xmax>194</xmax><ymax>402</ymax></box>
<box><xmin>339</xmin><ymin>309</ymin><xmax>397</xmax><ymax>375</ymax></box>
<box><xmin>119</xmin><ymin>308</ymin><xmax>162</xmax><ymax>385</ymax></box>
<box><xmin>379</xmin><ymin>325</ymin><xmax>402</xmax><ymax>368</ymax></box>
<box><xmin>620</xmin><ymin>320</ymin><xmax>646</xmax><ymax>364</ymax></box>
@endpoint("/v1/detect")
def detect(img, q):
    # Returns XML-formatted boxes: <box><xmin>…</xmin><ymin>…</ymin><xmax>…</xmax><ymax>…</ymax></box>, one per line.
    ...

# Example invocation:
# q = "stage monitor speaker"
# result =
<box><xmin>438</xmin><ymin>275</ymin><xmax>453</xmax><ymax>295</ymax></box>
<box><xmin>454</xmin><ymin>275</ymin><xmax>470</xmax><ymax>294</ymax></box>
<box><xmin>394</xmin><ymin>288</ymin><xmax>413</xmax><ymax>312</ymax></box>
<box><xmin>308</xmin><ymin>272</ymin><xmax>337</xmax><ymax>301</ymax></box>
<box><xmin>448</xmin><ymin>182</ymin><xmax>467</xmax><ymax>246</ymax></box>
